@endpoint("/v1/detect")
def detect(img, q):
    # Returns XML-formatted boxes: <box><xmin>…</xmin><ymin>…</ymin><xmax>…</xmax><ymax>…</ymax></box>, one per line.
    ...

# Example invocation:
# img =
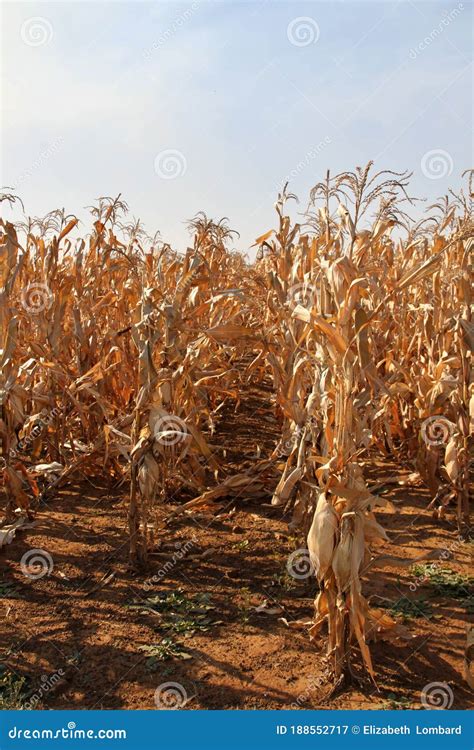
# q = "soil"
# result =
<box><xmin>0</xmin><ymin>379</ymin><xmax>472</xmax><ymax>711</ymax></box>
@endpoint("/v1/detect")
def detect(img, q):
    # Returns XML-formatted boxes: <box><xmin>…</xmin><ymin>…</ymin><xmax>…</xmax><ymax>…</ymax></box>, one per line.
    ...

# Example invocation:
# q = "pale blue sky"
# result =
<box><xmin>1</xmin><ymin>0</ymin><xmax>472</xmax><ymax>253</ymax></box>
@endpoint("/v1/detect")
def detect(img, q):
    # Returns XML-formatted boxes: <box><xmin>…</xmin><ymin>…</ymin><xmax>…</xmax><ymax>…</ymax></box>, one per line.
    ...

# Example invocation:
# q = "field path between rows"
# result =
<box><xmin>1</xmin><ymin>371</ymin><xmax>472</xmax><ymax>709</ymax></box>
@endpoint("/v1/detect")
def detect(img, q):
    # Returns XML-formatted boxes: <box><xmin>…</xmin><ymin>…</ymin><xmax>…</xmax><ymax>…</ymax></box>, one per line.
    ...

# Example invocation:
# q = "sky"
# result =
<box><xmin>1</xmin><ymin>0</ymin><xmax>472</xmax><ymax>255</ymax></box>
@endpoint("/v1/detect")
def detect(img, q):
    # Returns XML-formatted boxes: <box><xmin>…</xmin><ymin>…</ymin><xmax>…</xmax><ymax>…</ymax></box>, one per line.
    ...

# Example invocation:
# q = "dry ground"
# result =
<box><xmin>1</xmin><ymin>381</ymin><xmax>472</xmax><ymax>710</ymax></box>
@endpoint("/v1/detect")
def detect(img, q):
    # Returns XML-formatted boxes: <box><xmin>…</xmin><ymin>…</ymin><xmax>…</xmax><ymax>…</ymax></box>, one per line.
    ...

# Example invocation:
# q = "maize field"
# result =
<box><xmin>0</xmin><ymin>163</ymin><xmax>472</xmax><ymax>709</ymax></box>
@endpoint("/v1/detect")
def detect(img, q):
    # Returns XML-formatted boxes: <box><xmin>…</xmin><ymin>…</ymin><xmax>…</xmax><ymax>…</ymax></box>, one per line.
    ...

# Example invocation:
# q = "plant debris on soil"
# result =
<box><xmin>0</xmin><ymin>388</ymin><xmax>472</xmax><ymax>710</ymax></box>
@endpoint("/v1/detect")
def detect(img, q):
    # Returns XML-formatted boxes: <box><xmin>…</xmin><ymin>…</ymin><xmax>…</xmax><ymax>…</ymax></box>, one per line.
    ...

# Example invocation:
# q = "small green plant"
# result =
<box><xmin>0</xmin><ymin>667</ymin><xmax>28</xmax><ymax>709</ymax></box>
<box><xmin>139</xmin><ymin>638</ymin><xmax>192</xmax><ymax>670</ymax></box>
<box><xmin>411</xmin><ymin>565</ymin><xmax>474</xmax><ymax>613</ymax></box>
<box><xmin>382</xmin><ymin>692</ymin><xmax>413</xmax><ymax>710</ymax></box>
<box><xmin>129</xmin><ymin>589</ymin><xmax>219</xmax><ymax>637</ymax></box>
<box><xmin>381</xmin><ymin>596</ymin><xmax>433</xmax><ymax>621</ymax></box>
<box><xmin>65</xmin><ymin>650</ymin><xmax>82</xmax><ymax>667</ymax></box>
<box><xmin>162</xmin><ymin>615</ymin><xmax>212</xmax><ymax>637</ymax></box>
<box><xmin>268</xmin><ymin>568</ymin><xmax>298</xmax><ymax>593</ymax></box>
<box><xmin>233</xmin><ymin>539</ymin><xmax>249</xmax><ymax>551</ymax></box>
<box><xmin>0</xmin><ymin>581</ymin><xmax>19</xmax><ymax>599</ymax></box>
<box><xmin>412</xmin><ymin>565</ymin><xmax>473</xmax><ymax>598</ymax></box>
<box><xmin>236</xmin><ymin>586</ymin><xmax>254</xmax><ymax>623</ymax></box>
